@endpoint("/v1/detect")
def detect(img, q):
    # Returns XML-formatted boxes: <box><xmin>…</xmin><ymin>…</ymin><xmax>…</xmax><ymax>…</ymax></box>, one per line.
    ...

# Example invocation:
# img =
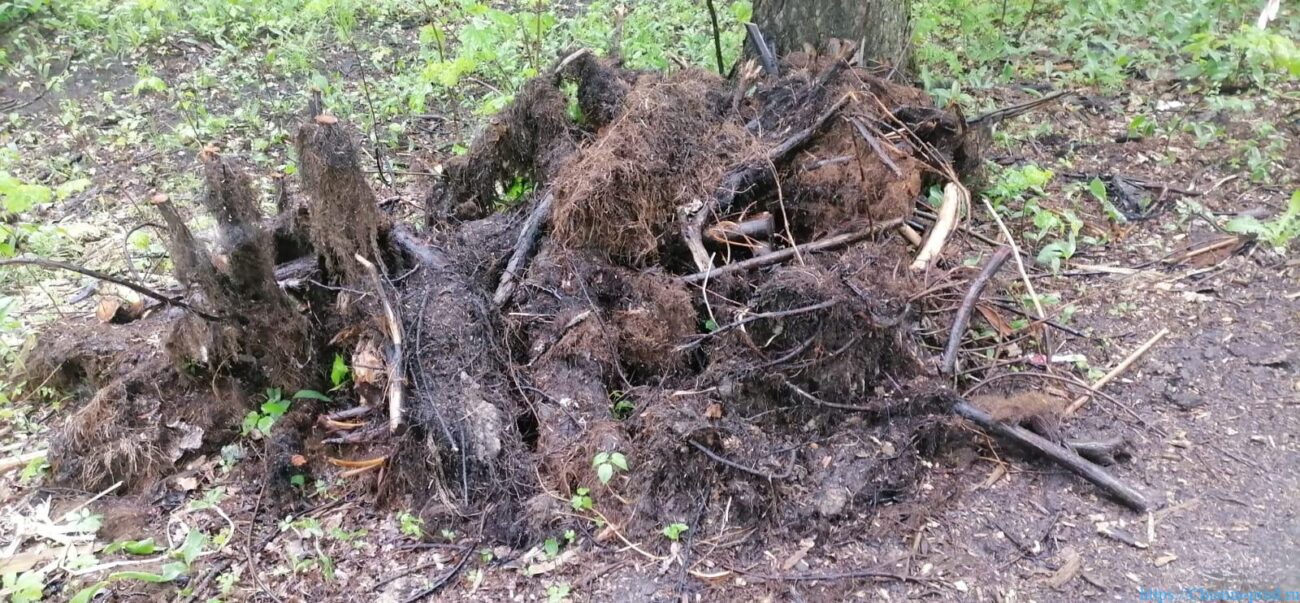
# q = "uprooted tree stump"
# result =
<box><xmin>17</xmin><ymin>41</ymin><xmax>1147</xmax><ymax>552</ymax></box>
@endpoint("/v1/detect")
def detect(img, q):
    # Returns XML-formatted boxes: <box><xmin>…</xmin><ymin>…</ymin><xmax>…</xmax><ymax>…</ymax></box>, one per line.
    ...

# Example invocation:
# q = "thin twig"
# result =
<box><xmin>681</xmin><ymin>218</ymin><xmax>903</xmax><ymax>283</ymax></box>
<box><xmin>1064</xmin><ymin>328</ymin><xmax>1169</xmax><ymax>415</ymax></box>
<box><xmin>688</xmin><ymin>439</ymin><xmax>790</xmax><ymax>480</ymax></box>
<box><xmin>953</xmin><ymin>400</ymin><xmax>1149</xmax><ymax>512</ymax></box>
<box><xmin>493</xmin><ymin>191</ymin><xmax>554</xmax><ymax>307</ymax></box>
<box><xmin>399</xmin><ymin>545</ymin><xmax>475</xmax><ymax>603</ymax></box>
<box><xmin>0</xmin><ymin>258</ymin><xmax>223</xmax><ymax>321</ymax></box>
<box><xmin>349</xmin><ymin>38</ymin><xmax>390</xmax><ymax>188</ymax></box>
<box><xmin>847</xmin><ymin>116</ymin><xmax>901</xmax><ymax>177</ymax></box>
<box><xmin>942</xmin><ymin>247</ymin><xmax>1013</xmax><ymax>375</ymax></box>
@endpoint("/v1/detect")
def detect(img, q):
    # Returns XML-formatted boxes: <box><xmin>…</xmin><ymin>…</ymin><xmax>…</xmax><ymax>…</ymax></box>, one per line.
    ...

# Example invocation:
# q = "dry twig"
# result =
<box><xmin>1064</xmin><ymin>328</ymin><xmax>1169</xmax><ymax>415</ymax></box>
<box><xmin>941</xmin><ymin>247</ymin><xmax>1013</xmax><ymax>375</ymax></box>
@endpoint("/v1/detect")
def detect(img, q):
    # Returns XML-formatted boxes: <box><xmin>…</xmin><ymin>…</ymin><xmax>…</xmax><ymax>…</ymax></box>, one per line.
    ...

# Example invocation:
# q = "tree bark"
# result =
<box><xmin>752</xmin><ymin>0</ymin><xmax>911</xmax><ymax>68</ymax></box>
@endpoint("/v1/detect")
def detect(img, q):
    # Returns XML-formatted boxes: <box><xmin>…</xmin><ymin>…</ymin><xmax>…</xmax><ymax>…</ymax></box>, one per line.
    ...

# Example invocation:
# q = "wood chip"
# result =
<box><xmin>978</xmin><ymin>463</ymin><xmax>1007</xmax><ymax>489</ymax></box>
<box><xmin>1153</xmin><ymin>553</ymin><xmax>1177</xmax><ymax>567</ymax></box>
<box><xmin>1045</xmin><ymin>547</ymin><xmax>1081</xmax><ymax>588</ymax></box>
<box><xmin>1097</xmin><ymin>525</ymin><xmax>1148</xmax><ymax>549</ymax></box>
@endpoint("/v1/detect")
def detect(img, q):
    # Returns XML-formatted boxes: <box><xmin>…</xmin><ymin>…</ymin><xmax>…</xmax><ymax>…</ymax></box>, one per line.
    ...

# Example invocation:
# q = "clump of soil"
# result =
<box><xmin>549</xmin><ymin>69</ymin><xmax>755</xmax><ymax>266</ymax></box>
<box><xmin>24</xmin><ymin>43</ymin><xmax>980</xmax><ymax>546</ymax></box>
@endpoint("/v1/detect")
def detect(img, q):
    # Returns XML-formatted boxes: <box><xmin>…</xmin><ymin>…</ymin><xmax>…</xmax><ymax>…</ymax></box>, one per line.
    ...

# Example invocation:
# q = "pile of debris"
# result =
<box><xmin>15</xmin><ymin>43</ymin><xmax>1146</xmax><ymax>553</ymax></box>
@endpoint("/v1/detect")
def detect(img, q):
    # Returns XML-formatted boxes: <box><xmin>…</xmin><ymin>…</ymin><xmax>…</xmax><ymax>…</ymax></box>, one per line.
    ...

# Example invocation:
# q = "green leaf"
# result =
<box><xmin>330</xmin><ymin>354</ymin><xmax>350</xmax><ymax>387</ymax></box>
<box><xmin>104</xmin><ymin>538</ymin><xmax>158</xmax><ymax>555</ymax></box>
<box><xmin>1087</xmin><ymin>178</ymin><xmax>1108</xmax><ymax>202</ymax></box>
<box><xmin>257</xmin><ymin>416</ymin><xmax>275</xmax><ymax>434</ymax></box>
<box><xmin>176</xmin><ymin>529</ymin><xmax>208</xmax><ymax>567</ymax></box>
<box><xmin>1223</xmin><ymin>215</ymin><xmax>1265</xmax><ymax>236</ymax></box>
<box><xmin>107</xmin><ymin>568</ymin><xmax>176</xmax><ymax>583</ymax></box>
<box><xmin>55</xmin><ymin>178</ymin><xmax>92</xmax><ymax>201</ymax></box>
<box><xmin>69</xmin><ymin>581</ymin><xmax>108</xmax><ymax>603</ymax></box>
<box><xmin>662</xmin><ymin>522</ymin><xmax>689</xmax><ymax>542</ymax></box>
<box><xmin>608</xmin><ymin>452</ymin><xmax>627</xmax><ymax>471</ymax></box>
<box><xmin>293</xmin><ymin>389</ymin><xmax>331</xmax><ymax>402</ymax></box>
<box><xmin>596</xmin><ymin>463</ymin><xmax>613</xmax><ymax>485</ymax></box>
<box><xmin>543</xmin><ymin>537</ymin><xmax>560</xmax><ymax>558</ymax></box>
<box><xmin>241</xmin><ymin>411</ymin><xmax>260</xmax><ymax>436</ymax></box>
<box><xmin>261</xmin><ymin>399</ymin><xmax>290</xmax><ymax>416</ymax></box>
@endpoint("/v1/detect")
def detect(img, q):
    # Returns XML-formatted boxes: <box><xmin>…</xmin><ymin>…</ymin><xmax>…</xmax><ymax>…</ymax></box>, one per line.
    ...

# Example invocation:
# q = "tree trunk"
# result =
<box><xmin>752</xmin><ymin>0</ymin><xmax>911</xmax><ymax>68</ymax></box>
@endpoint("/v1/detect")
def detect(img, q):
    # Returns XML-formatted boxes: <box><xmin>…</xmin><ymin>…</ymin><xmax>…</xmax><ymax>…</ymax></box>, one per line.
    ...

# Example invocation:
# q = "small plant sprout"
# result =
<box><xmin>592</xmin><ymin>451</ymin><xmax>628</xmax><ymax>485</ymax></box>
<box><xmin>546</xmin><ymin>582</ymin><xmax>572</xmax><ymax>603</ymax></box>
<box><xmin>397</xmin><ymin>510</ymin><xmax>424</xmax><ymax>539</ymax></box>
<box><xmin>662</xmin><ymin>522</ymin><xmax>689</xmax><ymax>542</ymax></box>
<box><xmin>570</xmin><ymin>487</ymin><xmax>593</xmax><ymax>511</ymax></box>
<box><xmin>330</xmin><ymin>353</ymin><xmax>350</xmax><ymax>388</ymax></box>
<box><xmin>608</xmin><ymin>390</ymin><xmax>634</xmax><ymax>420</ymax></box>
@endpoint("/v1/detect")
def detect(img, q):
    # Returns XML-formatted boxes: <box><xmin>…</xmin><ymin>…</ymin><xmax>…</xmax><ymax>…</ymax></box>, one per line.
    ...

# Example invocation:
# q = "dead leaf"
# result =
<box><xmin>704</xmin><ymin>403</ymin><xmax>723</xmax><ymax>419</ymax></box>
<box><xmin>175</xmin><ymin>476</ymin><xmax>199</xmax><ymax>491</ymax></box>
<box><xmin>976</xmin><ymin>304</ymin><xmax>1014</xmax><ymax>337</ymax></box>
<box><xmin>1153</xmin><ymin>553</ymin><xmax>1177</xmax><ymax>567</ymax></box>
<box><xmin>95</xmin><ymin>297</ymin><xmax>144</xmax><ymax>324</ymax></box>
<box><xmin>979</xmin><ymin>463</ymin><xmax>1007</xmax><ymax>489</ymax></box>
<box><xmin>352</xmin><ymin>340</ymin><xmax>386</xmax><ymax>387</ymax></box>
<box><xmin>290</xmin><ymin>454</ymin><xmax>308</xmax><ymax>467</ymax></box>
<box><xmin>1045</xmin><ymin>547</ymin><xmax>1081</xmax><ymax>588</ymax></box>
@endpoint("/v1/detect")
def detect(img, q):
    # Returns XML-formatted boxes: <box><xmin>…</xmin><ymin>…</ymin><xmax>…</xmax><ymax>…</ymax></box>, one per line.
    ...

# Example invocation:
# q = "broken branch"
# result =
<box><xmin>685</xmin><ymin>95</ymin><xmax>853</xmax><ymax>272</ymax></box>
<box><xmin>910</xmin><ymin>182</ymin><xmax>963</xmax><ymax>271</ymax></box>
<box><xmin>354</xmin><ymin>254</ymin><xmax>405</xmax><ymax>432</ymax></box>
<box><xmin>941</xmin><ymin>247</ymin><xmax>1013</xmax><ymax>375</ymax></box>
<box><xmin>953</xmin><ymin>400</ymin><xmax>1150</xmax><ymax>512</ymax></box>
<box><xmin>494</xmin><ymin>191</ymin><xmax>554</xmax><ymax>307</ymax></box>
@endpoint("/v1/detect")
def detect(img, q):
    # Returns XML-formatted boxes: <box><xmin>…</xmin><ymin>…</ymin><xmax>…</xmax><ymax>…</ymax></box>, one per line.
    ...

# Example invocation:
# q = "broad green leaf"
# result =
<box><xmin>176</xmin><ymin>529</ymin><xmax>207</xmax><ymax>567</ymax></box>
<box><xmin>330</xmin><ymin>354</ymin><xmax>350</xmax><ymax>387</ymax></box>
<box><xmin>104</xmin><ymin>538</ymin><xmax>158</xmax><ymax>555</ymax></box>
<box><xmin>293</xmin><ymin>389</ymin><xmax>331</xmax><ymax>402</ymax></box>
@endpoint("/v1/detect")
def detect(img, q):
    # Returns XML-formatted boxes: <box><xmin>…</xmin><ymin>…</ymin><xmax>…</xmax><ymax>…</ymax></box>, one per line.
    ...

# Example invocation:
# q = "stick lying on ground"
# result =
<box><xmin>953</xmin><ymin>400</ymin><xmax>1150</xmax><ymax>512</ymax></box>
<box><xmin>1064</xmin><ymin>328</ymin><xmax>1169</xmax><ymax>415</ymax></box>
<box><xmin>941</xmin><ymin>247</ymin><xmax>1013</xmax><ymax>375</ymax></box>
<box><xmin>0</xmin><ymin>257</ymin><xmax>223</xmax><ymax>321</ymax></box>
<box><xmin>681</xmin><ymin>218</ymin><xmax>904</xmax><ymax>283</ymax></box>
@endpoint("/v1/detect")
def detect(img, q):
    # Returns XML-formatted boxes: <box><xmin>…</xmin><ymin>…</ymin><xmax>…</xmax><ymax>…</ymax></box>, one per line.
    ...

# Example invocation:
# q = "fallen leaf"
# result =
<box><xmin>1045</xmin><ymin>547</ymin><xmax>1081</xmax><ymax>588</ymax></box>
<box><xmin>979</xmin><ymin>463</ymin><xmax>1007</xmax><ymax>489</ymax></box>
<box><xmin>976</xmin><ymin>304</ymin><xmax>1014</xmax><ymax>337</ymax></box>
<box><xmin>1154</xmin><ymin>553</ymin><xmax>1177</xmax><ymax>567</ymax></box>
<box><xmin>704</xmin><ymin>403</ymin><xmax>723</xmax><ymax>419</ymax></box>
<box><xmin>352</xmin><ymin>340</ymin><xmax>386</xmax><ymax>387</ymax></box>
<box><xmin>175</xmin><ymin>476</ymin><xmax>199</xmax><ymax>491</ymax></box>
<box><xmin>290</xmin><ymin>454</ymin><xmax>308</xmax><ymax>467</ymax></box>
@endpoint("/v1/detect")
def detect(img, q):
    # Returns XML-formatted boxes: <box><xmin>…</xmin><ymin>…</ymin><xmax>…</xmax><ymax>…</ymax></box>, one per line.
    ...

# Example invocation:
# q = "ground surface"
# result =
<box><xmin>1</xmin><ymin>1</ymin><xmax>1298</xmax><ymax>601</ymax></box>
